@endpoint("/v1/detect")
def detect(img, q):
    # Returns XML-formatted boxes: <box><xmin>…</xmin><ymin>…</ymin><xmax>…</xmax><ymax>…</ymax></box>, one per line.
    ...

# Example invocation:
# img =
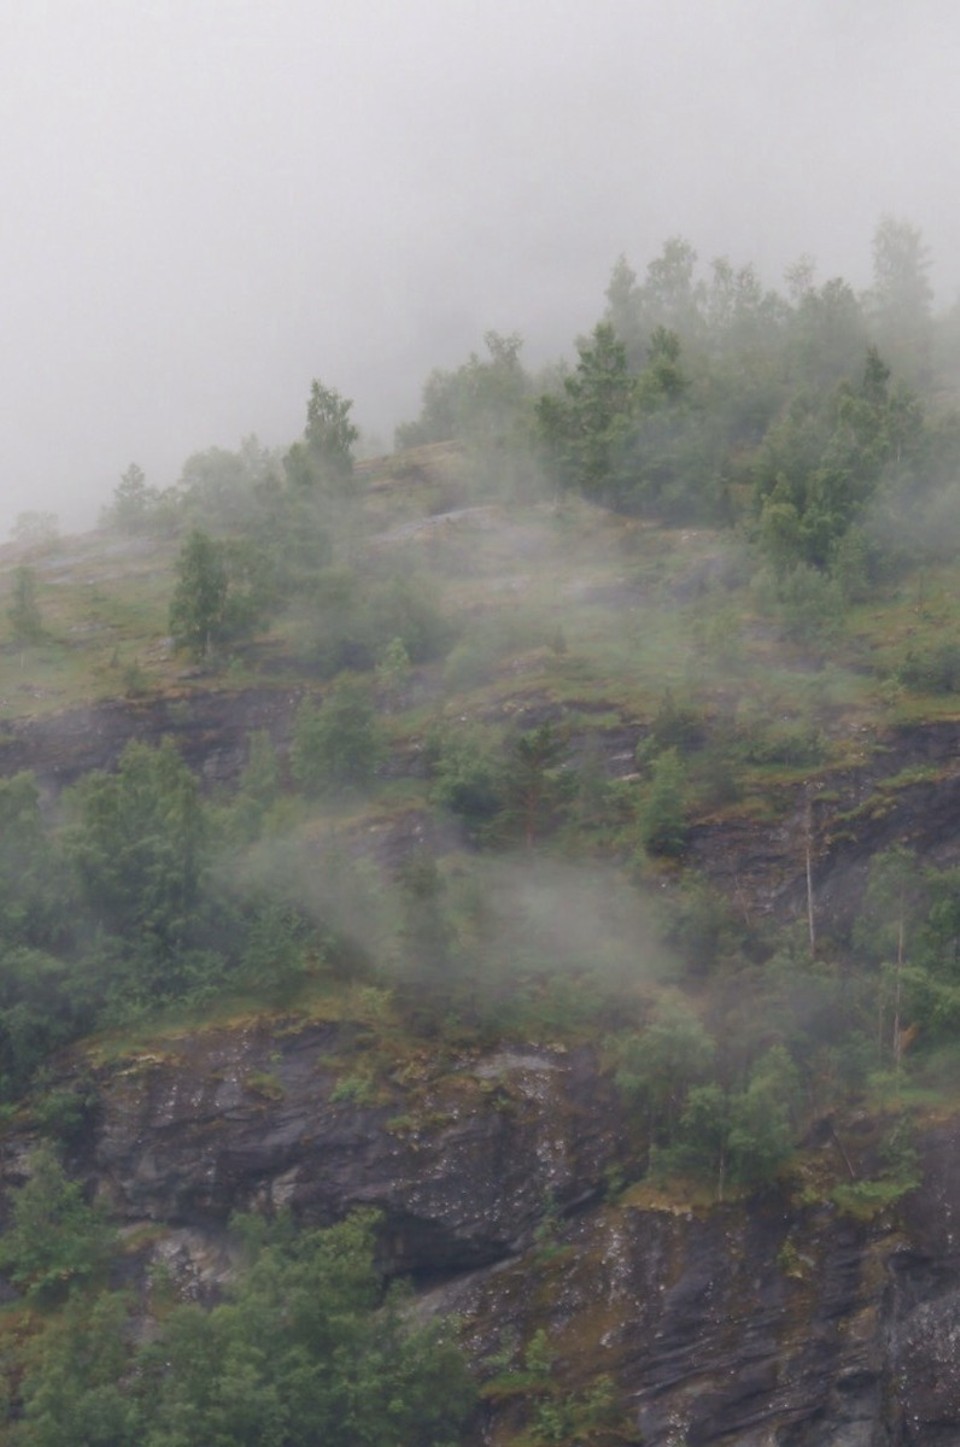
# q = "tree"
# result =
<box><xmin>169</xmin><ymin>530</ymin><xmax>228</xmax><ymax>660</ymax></box>
<box><xmin>15</xmin><ymin>1289</ymin><xmax>137</xmax><ymax>1447</ymax></box>
<box><xmin>179</xmin><ymin>438</ymin><xmax>276</xmax><ymax>532</ymax></box>
<box><xmin>67</xmin><ymin>740</ymin><xmax>206</xmax><ymax>966</ymax></box>
<box><xmin>10</xmin><ymin>1212</ymin><xmax>475</xmax><ymax>1447</ymax></box>
<box><xmin>290</xmin><ymin>681</ymin><xmax>383</xmax><ymax>796</ymax></box>
<box><xmin>639</xmin><ymin>748</ymin><xmax>689</xmax><ymax>858</ymax></box>
<box><xmin>615</xmin><ymin>1002</ymin><xmax>717</xmax><ymax>1176</ymax></box>
<box><xmin>0</xmin><ymin>773</ymin><xmax>63</xmax><ymax>949</ymax></box>
<box><xmin>8</xmin><ymin>566</ymin><xmax>44</xmax><ymax>644</ymax></box>
<box><xmin>11</xmin><ymin>512</ymin><xmax>59</xmax><ymax>550</ymax></box>
<box><xmin>869</xmin><ymin>215</ymin><xmax>933</xmax><ymax>380</ymax></box>
<box><xmin>726</xmin><ymin>1044</ymin><xmax>801</xmax><ymax>1185</ymax></box>
<box><xmin>670</xmin><ymin>1045</ymin><xmax>801</xmax><ymax>1198</ymax></box>
<box><xmin>227</xmin><ymin>731</ymin><xmax>282</xmax><ymax>845</ymax></box>
<box><xmin>641</xmin><ymin>237</ymin><xmax>702</xmax><ymax>332</ymax></box>
<box><xmin>0</xmin><ymin>1145</ymin><xmax>114</xmax><ymax>1304</ymax></box>
<box><xmin>429</xmin><ymin>723</ymin><xmax>504</xmax><ymax>834</ymax></box>
<box><xmin>169</xmin><ymin>529</ymin><xmax>274</xmax><ymax>663</ymax></box>
<box><xmin>498</xmin><ymin>722</ymin><xmax>568</xmax><ymax>848</ymax></box>
<box><xmin>106</xmin><ymin>463</ymin><xmax>163</xmax><ymax>535</ymax></box>
<box><xmin>397</xmin><ymin>848</ymin><xmax>455</xmax><ymax>1007</ymax></box>
<box><xmin>284</xmin><ymin>380</ymin><xmax>358</xmax><ymax>491</ymax></box>
<box><xmin>754</xmin><ymin>345</ymin><xmax>923</xmax><ymax>574</ymax></box>
<box><xmin>604</xmin><ymin>253</ymin><xmax>641</xmax><ymax>357</ymax></box>
<box><xmin>395</xmin><ymin>331</ymin><xmax>531</xmax><ymax>450</ymax></box>
<box><xmin>787</xmin><ymin>277</ymin><xmax>868</xmax><ymax>391</ymax></box>
<box><xmin>854</xmin><ymin>845</ymin><xmax>923</xmax><ymax>1067</ymax></box>
<box><xmin>536</xmin><ymin>322</ymin><xmax>636</xmax><ymax>497</ymax></box>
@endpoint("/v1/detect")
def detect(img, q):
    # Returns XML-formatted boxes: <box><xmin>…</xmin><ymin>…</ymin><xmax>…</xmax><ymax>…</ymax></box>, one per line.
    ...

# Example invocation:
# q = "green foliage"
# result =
<box><xmin>639</xmin><ymin>748</ymin><xmax>689</xmax><ymax>857</ymax></box>
<box><xmin>15</xmin><ymin>1290</ymin><xmax>138</xmax><ymax>1446</ymax></box>
<box><xmin>0</xmin><ymin>1145</ymin><xmax>114</xmax><ymax>1304</ymax></box>
<box><xmin>141</xmin><ymin>1212</ymin><xmax>473</xmax><ymax>1446</ymax></box>
<box><xmin>831</xmin><ymin>1116</ymin><xmax>921</xmax><ymax>1219</ymax></box>
<box><xmin>8</xmin><ymin>1212</ymin><xmax>475</xmax><ymax>1446</ymax></box>
<box><xmin>251</xmin><ymin>486</ymin><xmax>334</xmax><ymax>601</ymax></box>
<box><xmin>396</xmin><ymin>330</ymin><xmax>532</xmax><ymax>451</ymax></box>
<box><xmin>440</xmin><ymin>608</ymin><xmax>541</xmax><ymax>691</ymax></box>
<box><xmin>0</xmin><ymin>774</ymin><xmax>63</xmax><ymax>949</ymax></box>
<box><xmin>853</xmin><ymin>846</ymin><xmax>922</xmax><ymax>968</ymax></box>
<box><xmin>787</xmin><ymin>276</ymin><xmax>867</xmax><ymax>390</ymax></box>
<box><xmin>725</xmin><ymin>1044</ymin><xmax>801</xmax><ymax>1184</ymax></box>
<box><xmin>736</xmin><ymin>714</ymin><xmax>824</xmax><ymax>768</ymax></box>
<box><xmin>751</xmin><ymin>561</ymin><xmax>844</xmax><ymax>645</ymax></box>
<box><xmin>179</xmin><ymin>436</ymin><xmax>277</xmax><ymax>533</ymax></box>
<box><xmin>8</xmin><ymin>566</ymin><xmax>45</xmax><ymax>645</ymax></box>
<box><xmin>104</xmin><ymin>463</ymin><xmax>165</xmax><ymax>535</ymax></box>
<box><xmin>536</xmin><ymin>322</ymin><xmax>637</xmax><ymax>498</ymax></box>
<box><xmin>899</xmin><ymin>641</ymin><xmax>960</xmax><ymax>694</ymax></box>
<box><xmin>376</xmin><ymin>636</ymin><xmax>412</xmax><ymax>707</ymax></box>
<box><xmin>284</xmin><ymin>379</ymin><xmax>358</xmax><ymax>492</ymax></box>
<box><xmin>615</xmin><ymin>1001</ymin><xmax>716</xmax><ymax>1146</ymax></box>
<box><xmin>0</xmin><ymin>949</ymin><xmax>80</xmax><ymax>1098</ymax></box>
<box><xmin>639</xmin><ymin>689</ymin><xmax>705</xmax><ymax>763</ymax></box>
<box><xmin>397</xmin><ymin>848</ymin><xmax>453</xmax><ymax>993</ymax></box>
<box><xmin>870</xmin><ymin>215</ymin><xmax>933</xmax><ymax>379</ymax></box>
<box><xmin>497</xmin><ymin>722</ymin><xmax>570</xmax><ymax>848</ymax></box>
<box><xmin>0</xmin><ymin>779</ymin><xmax>75</xmax><ymax>1101</ymax></box>
<box><xmin>429</xmin><ymin>722</ymin><xmax>504</xmax><ymax>832</ymax></box>
<box><xmin>660</xmin><ymin>876</ymin><xmax>747</xmax><ymax>977</ymax></box>
<box><xmin>309</xmin><ymin>564</ymin><xmax>452</xmax><ymax>679</ymax></box>
<box><xmin>753</xmin><ymin>346</ymin><xmax>925</xmax><ymax>576</ymax></box>
<box><xmin>290</xmin><ymin>681</ymin><xmax>383</xmax><ymax>795</ymax></box>
<box><xmin>168</xmin><ymin>529</ymin><xmax>228</xmax><ymax>659</ymax></box>
<box><xmin>226</xmin><ymin>729</ymin><xmax>281</xmax><ymax>844</ymax></box>
<box><xmin>239</xmin><ymin>903</ymin><xmax>314</xmax><ymax>1003</ymax></box>
<box><xmin>529</xmin><ymin>1374</ymin><xmax>632</xmax><ymax>1446</ymax></box>
<box><xmin>660</xmin><ymin>1045</ymin><xmax>802</xmax><ymax>1193</ymax></box>
<box><xmin>169</xmin><ymin>529</ymin><xmax>272</xmax><ymax>661</ymax></box>
<box><xmin>66</xmin><ymin>739</ymin><xmax>206</xmax><ymax>971</ymax></box>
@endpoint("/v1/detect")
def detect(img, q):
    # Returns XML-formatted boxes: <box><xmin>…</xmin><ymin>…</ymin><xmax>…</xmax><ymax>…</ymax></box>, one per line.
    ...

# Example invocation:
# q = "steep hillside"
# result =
<box><xmin>3</xmin><ymin>438</ymin><xmax>960</xmax><ymax>1443</ymax></box>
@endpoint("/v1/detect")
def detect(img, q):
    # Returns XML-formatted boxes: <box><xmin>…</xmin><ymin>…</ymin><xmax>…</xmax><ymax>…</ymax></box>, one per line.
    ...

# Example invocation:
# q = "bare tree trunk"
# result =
<box><xmin>829</xmin><ymin>1123</ymin><xmax>857</xmax><ymax>1181</ymax></box>
<box><xmin>804</xmin><ymin>792</ymin><xmax>816</xmax><ymax>957</ymax></box>
<box><xmin>893</xmin><ymin>887</ymin><xmax>905</xmax><ymax>1071</ymax></box>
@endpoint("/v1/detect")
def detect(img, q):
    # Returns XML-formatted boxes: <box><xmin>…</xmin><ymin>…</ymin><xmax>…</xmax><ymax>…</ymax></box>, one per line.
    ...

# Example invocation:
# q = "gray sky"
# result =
<box><xmin>3</xmin><ymin>0</ymin><xmax>960</xmax><ymax>533</ymax></box>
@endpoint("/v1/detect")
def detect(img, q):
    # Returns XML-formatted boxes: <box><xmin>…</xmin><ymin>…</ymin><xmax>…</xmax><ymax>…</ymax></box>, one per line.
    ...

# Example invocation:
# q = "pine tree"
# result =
<box><xmin>169</xmin><ymin>530</ymin><xmax>228</xmax><ymax>660</ymax></box>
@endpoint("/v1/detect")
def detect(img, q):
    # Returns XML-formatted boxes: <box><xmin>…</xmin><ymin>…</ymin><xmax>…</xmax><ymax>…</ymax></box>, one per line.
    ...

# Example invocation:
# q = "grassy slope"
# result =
<box><xmin>2</xmin><ymin>445</ymin><xmax>957</xmax><ymax>821</ymax></box>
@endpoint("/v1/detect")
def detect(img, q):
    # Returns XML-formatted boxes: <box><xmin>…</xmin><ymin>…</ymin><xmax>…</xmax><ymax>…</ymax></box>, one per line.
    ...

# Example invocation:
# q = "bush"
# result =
<box><xmin>430</xmin><ymin>723</ymin><xmax>504</xmax><ymax>830</ymax></box>
<box><xmin>290</xmin><ymin>682</ymin><xmax>383</xmax><ymax>796</ymax></box>
<box><xmin>0</xmin><ymin>1146</ymin><xmax>114</xmax><ymax>1304</ymax></box>
<box><xmin>899</xmin><ymin>642</ymin><xmax>960</xmax><ymax>695</ymax></box>
<box><xmin>639</xmin><ymin>749</ymin><xmax>689</xmax><ymax>858</ymax></box>
<box><xmin>752</xmin><ymin>562</ymin><xmax>843</xmax><ymax>644</ymax></box>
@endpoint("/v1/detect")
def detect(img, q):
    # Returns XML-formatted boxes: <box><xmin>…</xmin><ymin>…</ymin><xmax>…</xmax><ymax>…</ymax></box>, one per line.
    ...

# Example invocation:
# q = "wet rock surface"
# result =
<box><xmin>3</xmin><ymin>693</ymin><xmax>960</xmax><ymax>1439</ymax></box>
<box><xmin>83</xmin><ymin>1023</ymin><xmax>622</xmax><ymax>1276</ymax></box>
<box><xmin>4</xmin><ymin>1019</ymin><xmax>960</xmax><ymax>1443</ymax></box>
<box><xmin>0</xmin><ymin>687</ymin><xmax>302</xmax><ymax>794</ymax></box>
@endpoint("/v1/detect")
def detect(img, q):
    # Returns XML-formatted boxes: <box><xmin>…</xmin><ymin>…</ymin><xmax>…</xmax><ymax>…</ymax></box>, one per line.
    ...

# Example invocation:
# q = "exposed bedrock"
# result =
<box><xmin>2</xmin><ymin>1021</ymin><xmax>959</xmax><ymax>1443</ymax></box>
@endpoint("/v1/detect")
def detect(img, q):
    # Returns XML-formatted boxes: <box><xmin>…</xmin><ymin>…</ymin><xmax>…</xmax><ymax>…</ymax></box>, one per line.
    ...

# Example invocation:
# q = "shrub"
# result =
<box><xmin>290</xmin><ymin>682</ymin><xmax>383</xmax><ymax>796</ymax></box>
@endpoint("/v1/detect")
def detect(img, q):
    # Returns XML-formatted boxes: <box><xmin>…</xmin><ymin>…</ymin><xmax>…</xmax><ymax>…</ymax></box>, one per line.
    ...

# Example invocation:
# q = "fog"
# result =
<box><xmin>2</xmin><ymin>0</ymin><xmax>959</xmax><ymax>534</ymax></box>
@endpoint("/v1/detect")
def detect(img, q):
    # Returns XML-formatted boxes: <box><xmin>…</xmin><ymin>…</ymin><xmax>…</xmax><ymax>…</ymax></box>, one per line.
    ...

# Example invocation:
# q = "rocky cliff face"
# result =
<box><xmin>4</xmin><ymin>692</ymin><xmax>960</xmax><ymax>1441</ymax></box>
<box><xmin>8</xmin><ymin>682</ymin><xmax>960</xmax><ymax>936</ymax></box>
<box><xmin>0</xmin><ymin>686</ymin><xmax>302</xmax><ymax>796</ymax></box>
<box><xmin>5</xmin><ymin>1016</ymin><xmax>959</xmax><ymax>1446</ymax></box>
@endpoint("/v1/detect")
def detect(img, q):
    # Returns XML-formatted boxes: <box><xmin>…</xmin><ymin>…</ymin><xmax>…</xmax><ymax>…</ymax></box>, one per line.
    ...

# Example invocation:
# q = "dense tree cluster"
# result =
<box><xmin>0</xmin><ymin>1184</ymin><xmax>474</xmax><ymax>1446</ymax></box>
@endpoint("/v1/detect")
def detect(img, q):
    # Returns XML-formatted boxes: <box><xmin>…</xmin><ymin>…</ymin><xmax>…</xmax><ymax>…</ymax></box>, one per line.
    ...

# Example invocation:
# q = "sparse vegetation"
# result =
<box><xmin>6</xmin><ymin>221</ymin><xmax>960</xmax><ymax>1439</ymax></box>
